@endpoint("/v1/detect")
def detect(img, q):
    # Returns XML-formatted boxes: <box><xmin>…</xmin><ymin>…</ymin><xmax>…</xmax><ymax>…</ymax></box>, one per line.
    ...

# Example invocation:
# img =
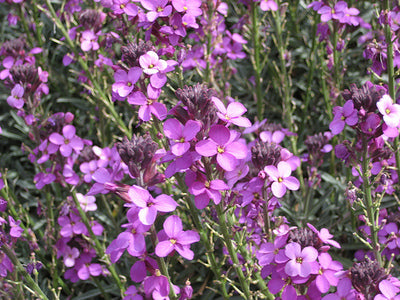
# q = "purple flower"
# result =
<box><xmin>360</xmin><ymin>113</ymin><xmax>381</xmax><ymax>135</ymax></box>
<box><xmin>128</xmin><ymin>85</ymin><xmax>167</xmax><ymax>121</ymax></box>
<box><xmin>76</xmin><ymin>193</ymin><xmax>97</xmax><ymax>212</ymax></box>
<box><xmin>58</xmin><ymin>212</ymin><xmax>86</xmax><ymax>238</ymax></box>
<box><xmin>106</xmin><ymin>209</ymin><xmax>150</xmax><ymax>262</ymax></box>
<box><xmin>189</xmin><ymin>179</ymin><xmax>229</xmax><ymax>209</ymax></box>
<box><xmin>111</xmin><ymin>0</ymin><xmax>138</xmax><ymax>16</ymax></box>
<box><xmin>80</xmin><ymin>30</ymin><xmax>100</xmax><ymax>52</ymax></box>
<box><xmin>0</xmin><ymin>254</ymin><xmax>13</xmax><ymax>277</ymax></box>
<box><xmin>8</xmin><ymin>216</ymin><xmax>23</xmax><ymax>238</ymax></box>
<box><xmin>124</xmin><ymin>285</ymin><xmax>143</xmax><ymax>300</ymax></box>
<box><xmin>79</xmin><ymin>160</ymin><xmax>98</xmax><ymax>183</ymax></box>
<box><xmin>322</xmin><ymin>278</ymin><xmax>356</xmax><ymax>300</ymax></box>
<box><xmin>163</xmin><ymin>119</ymin><xmax>201</xmax><ymax>156</ymax></box>
<box><xmin>128</xmin><ymin>185</ymin><xmax>178</xmax><ymax>225</ymax></box>
<box><xmin>112</xmin><ymin>67</ymin><xmax>142</xmax><ymax>98</ymax></box>
<box><xmin>264</xmin><ymin>161</ymin><xmax>300</xmax><ymax>198</ymax></box>
<box><xmin>155</xmin><ymin>215</ymin><xmax>200</xmax><ymax>260</ymax></box>
<box><xmin>307</xmin><ymin>223</ymin><xmax>341</xmax><ymax>249</ymax></box>
<box><xmin>172</xmin><ymin>0</ymin><xmax>202</xmax><ymax>17</ymax></box>
<box><xmin>36</xmin><ymin>139</ymin><xmax>58</xmax><ymax>164</ymax></box>
<box><xmin>284</xmin><ymin>242</ymin><xmax>318</xmax><ymax>278</ymax></box>
<box><xmin>7</xmin><ymin>83</ymin><xmax>24</xmax><ymax>109</ymax></box>
<box><xmin>329</xmin><ymin>100</ymin><xmax>358</xmax><ymax>135</ymax></box>
<box><xmin>377</xmin><ymin>95</ymin><xmax>400</xmax><ymax>128</ymax></box>
<box><xmin>141</xmin><ymin>0</ymin><xmax>172</xmax><ymax>22</ymax></box>
<box><xmin>315</xmin><ymin>253</ymin><xmax>343</xmax><ymax>293</ymax></box>
<box><xmin>63</xmin><ymin>247</ymin><xmax>80</xmax><ymax>267</ymax></box>
<box><xmin>139</xmin><ymin>51</ymin><xmax>167</xmax><ymax>75</ymax></box>
<box><xmin>260</xmin><ymin>0</ymin><xmax>278</xmax><ymax>11</ymax></box>
<box><xmin>318</xmin><ymin>1</ymin><xmax>347</xmax><ymax>22</ymax></box>
<box><xmin>49</xmin><ymin>125</ymin><xmax>84</xmax><ymax>157</ymax></box>
<box><xmin>195</xmin><ymin>125</ymin><xmax>248</xmax><ymax>171</ymax></box>
<box><xmin>212</xmin><ymin>97</ymin><xmax>251</xmax><ymax>127</ymax></box>
<box><xmin>375</xmin><ymin>279</ymin><xmax>400</xmax><ymax>300</ymax></box>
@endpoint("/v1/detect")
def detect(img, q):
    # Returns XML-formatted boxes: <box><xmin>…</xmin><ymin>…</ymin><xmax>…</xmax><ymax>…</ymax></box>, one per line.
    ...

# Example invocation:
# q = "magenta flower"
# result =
<box><xmin>128</xmin><ymin>86</ymin><xmax>167</xmax><ymax>121</ymax></box>
<box><xmin>195</xmin><ymin>125</ymin><xmax>248</xmax><ymax>171</ymax></box>
<box><xmin>58</xmin><ymin>213</ymin><xmax>86</xmax><ymax>238</ymax></box>
<box><xmin>264</xmin><ymin>161</ymin><xmax>300</xmax><ymax>198</ymax></box>
<box><xmin>63</xmin><ymin>247</ymin><xmax>80</xmax><ymax>267</ymax></box>
<box><xmin>315</xmin><ymin>253</ymin><xmax>342</xmax><ymax>293</ymax></box>
<box><xmin>79</xmin><ymin>160</ymin><xmax>98</xmax><ymax>183</ymax></box>
<box><xmin>80</xmin><ymin>30</ymin><xmax>99</xmax><ymax>52</ymax></box>
<box><xmin>329</xmin><ymin>100</ymin><xmax>358</xmax><ymax>135</ymax></box>
<box><xmin>284</xmin><ymin>242</ymin><xmax>318</xmax><ymax>277</ymax></box>
<box><xmin>307</xmin><ymin>223</ymin><xmax>341</xmax><ymax>248</ymax></box>
<box><xmin>112</xmin><ymin>67</ymin><xmax>142</xmax><ymax>98</ymax></box>
<box><xmin>189</xmin><ymin>179</ymin><xmax>229</xmax><ymax>209</ymax></box>
<box><xmin>360</xmin><ymin>113</ymin><xmax>381</xmax><ymax>135</ymax></box>
<box><xmin>36</xmin><ymin>139</ymin><xmax>58</xmax><ymax>164</ymax></box>
<box><xmin>8</xmin><ymin>216</ymin><xmax>23</xmax><ymax>238</ymax></box>
<box><xmin>111</xmin><ymin>0</ymin><xmax>138</xmax><ymax>16</ymax></box>
<box><xmin>49</xmin><ymin>125</ymin><xmax>84</xmax><ymax>157</ymax></box>
<box><xmin>163</xmin><ymin>119</ymin><xmax>201</xmax><ymax>156</ymax></box>
<box><xmin>128</xmin><ymin>185</ymin><xmax>178</xmax><ymax>225</ymax></box>
<box><xmin>7</xmin><ymin>83</ymin><xmax>24</xmax><ymax>109</ymax></box>
<box><xmin>260</xmin><ymin>0</ymin><xmax>278</xmax><ymax>11</ymax></box>
<box><xmin>377</xmin><ymin>95</ymin><xmax>400</xmax><ymax>128</ymax></box>
<box><xmin>318</xmin><ymin>1</ymin><xmax>347</xmax><ymax>22</ymax></box>
<box><xmin>375</xmin><ymin>279</ymin><xmax>400</xmax><ymax>300</ymax></box>
<box><xmin>141</xmin><ymin>0</ymin><xmax>172</xmax><ymax>22</ymax></box>
<box><xmin>139</xmin><ymin>51</ymin><xmax>167</xmax><ymax>75</ymax></box>
<box><xmin>172</xmin><ymin>0</ymin><xmax>202</xmax><ymax>17</ymax></box>
<box><xmin>212</xmin><ymin>97</ymin><xmax>251</xmax><ymax>128</ymax></box>
<box><xmin>155</xmin><ymin>215</ymin><xmax>200</xmax><ymax>260</ymax></box>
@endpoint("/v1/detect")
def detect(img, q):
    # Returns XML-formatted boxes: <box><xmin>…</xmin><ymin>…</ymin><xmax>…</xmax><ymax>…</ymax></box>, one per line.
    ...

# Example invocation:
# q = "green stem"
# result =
<box><xmin>216</xmin><ymin>203</ymin><xmax>252</xmax><ymax>300</ymax></box>
<box><xmin>71</xmin><ymin>190</ymin><xmax>126</xmax><ymax>294</ymax></box>
<box><xmin>175</xmin><ymin>175</ymin><xmax>229</xmax><ymax>299</ymax></box>
<box><xmin>150</xmin><ymin>226</ymin><xmax>177</xmax><ymax>300</ymax></box>
<box><xmin>1</xmin><ymin>244</ymin><xmax>49</xmax><ymax>300</ymax></box>
<box><xmin>361</xmin><ymin>138</ymin><xmax>382</xmax><ymax>266</ymax></box>
<box><xmin>251</xmin><ymin>1</ymin><xmax>264</xmax><ymax>120</ymax></box>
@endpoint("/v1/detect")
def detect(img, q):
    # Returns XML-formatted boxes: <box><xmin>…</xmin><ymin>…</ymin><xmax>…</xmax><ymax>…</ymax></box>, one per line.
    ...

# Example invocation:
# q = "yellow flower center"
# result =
<box><xmin>217</xmin><ymin>146</ymin><xmax>225</xmax><ymax>154</ymax></box>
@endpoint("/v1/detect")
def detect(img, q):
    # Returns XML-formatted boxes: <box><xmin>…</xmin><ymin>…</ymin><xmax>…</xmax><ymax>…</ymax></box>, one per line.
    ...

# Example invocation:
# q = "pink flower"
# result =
<box><xmin>80</xmin><ymin>30</ymin><xmax>100</xmax><ymax>52</ymax></box>
<box><xmin>112</xmin><ymin>67</ymin><xmax>142</xmax><ymax>98</ymax></box>
<box><xmin>155</xmin><ymin>215</ymin><xmax>200</xmax><ymax>260</ymax></box>
<box><xmin>7</xmin><ymin>83</ymin><xmax>24</xmax><ymax>109</ymax></box>
<box><xmin>163</xmin><ymin>119</ymin><xmax>201</xmax><ymax>156</ymax></box>
<box><xmin>377</xmin><ymin>95</ymin><xmax>400</xmax><ymax>128</ymax></box>
<box><xmin>128</xmin><ymin>185</ymin><xmax>178</xmax><ymax>225</ymax></box>
<box><xmin>284</xmin><ymin>242</ymin><xmax>318</xmax><ymax>278</ymax></box>
<box><xmin>264</xmin><ymin>161</ymin><xmax>300</xmax><ymax>198</ymax></box>
<box><xmin>49</xmin><ymin>125</ymin><xmax>84</xmax><ymax>157</ymax></box>
<box><xmin>260</xmin><ymin>0</ymin><xmax>278</xmax><ymax>11</ymax></box>
<box><xmin>212</xmin><ymin>97</ymin><xmax>252</xmax><ymax>128</ymax></box>
<box><xmin>195</xmin><ymin>125</ymin><xmax>248</xmax><ymax>171</ymax></box>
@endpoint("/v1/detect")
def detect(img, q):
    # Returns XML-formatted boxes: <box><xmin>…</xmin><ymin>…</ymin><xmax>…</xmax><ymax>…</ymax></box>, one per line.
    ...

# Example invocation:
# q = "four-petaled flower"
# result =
<box><xmin>155</xmin><ymin>215</ymin><xmax>200</xmax><ymax>260</ymax></box>
<box><xmin>264</xmin><ymin>161</ymin><xmax>300</xmax><ymax>198</ymax></box>
<box><xmin>377</xmin><ymin>94</ymin><xmax>400</xmax><ymax>128</ymax></box>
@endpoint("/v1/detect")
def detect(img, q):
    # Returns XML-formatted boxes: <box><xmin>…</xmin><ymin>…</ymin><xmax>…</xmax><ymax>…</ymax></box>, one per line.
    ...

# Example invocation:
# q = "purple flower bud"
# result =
<box><xmin>350</xmin><ymin>258</ymin><xmax>388</xmax><ymax>296</ymax></box>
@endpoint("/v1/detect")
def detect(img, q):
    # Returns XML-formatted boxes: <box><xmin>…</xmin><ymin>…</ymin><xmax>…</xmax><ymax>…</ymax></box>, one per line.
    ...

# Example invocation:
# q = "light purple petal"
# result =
<box><xmin>128</xmin><ymin>186</ymin><xmax>150</xmax><ymax>208</ymax></box>
<box><xmin>183</xmin><ymin>120</ymin><xmax>201</xmax><ymax>141</ymax></box>
<box><xmin>150</xmin><ymin>73</ymin><xmax>167</xmax><ymax>89</ymax></box>
<box><xmin>49</xmin><ymin>132</ymin><xmax>64</xmax><ymax>145</ymax></box>
<box><xmin>164</xmin><ymin>118</ymin><xmax>183</xmax><ymax>140</ymax></box>
<box><xmin>271</xmin><ymin>182</ymin><xmax>286</xmax><ymax>198</ymax></box>
<box><xmin>225</xmin><ymin>141</ymin><xmax>248</xmax><ymax>159</ymax></box>
<box><xmin>174</xmin><ymin>244</ymin><xmax>194</xmax><ymax>260</ymax></box>
<box><xmin>171</xmin><ymin>142</ymin><xmax>190</xmax><ymax>156</ymax></box>
<box><xmin>217</xmin><ymin>152</ymin><xmax>238</xmax><ymax>171</ymax></box>
<box><xmin>155</xmin><ymin>240</ymin><xmax>174</xmax><ymax>257</ymax></box>
<box><xmin>195</xmin><ymin>140</ymin><xmax>218</xmax><ymax>156</ymax></box>
<box><xmin>138</xmin><ymin>206</ymin><xmax>157</xmax><ymax>225</ymax></box>
<box><xmin>177</xmin><ymin>230</ymin><xmax>200</xmax><ymax>245</ymax></box>
<box><xmin>227</xmin><ymin>102</ymin><xmax>247</xmax><ymax>117</ymax></box>
<box><xmin>283</xmin><ymin>176</ymin><xmax>300</xmax><ymax>191</ymax></box>
<box><xmin>154</xmin><ymin>194</ymin><xmax>178</xmax><ymax>212</ymax></box>
<box><xmin>163</xmin><ymin>215</ymin><xmax>182</xmax><ymax>237</ymax></box>
<box><xmin>209</xmin><ymin>125</ymin><xmax>230</xmax><ymax>145</ymax></box>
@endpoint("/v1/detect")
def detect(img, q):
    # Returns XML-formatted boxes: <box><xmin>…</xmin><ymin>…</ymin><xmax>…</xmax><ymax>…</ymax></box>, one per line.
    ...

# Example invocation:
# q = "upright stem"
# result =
<box><xmin>361</xmin><ymin>138</ymin><xmax>382</xmax><ymax>266</ymax></box>
<box><xmin>216</xmin><ymin>203</ymin><xmax>252</xmax><ymax>300</ymax></box>
<box><xmin>251</xmin><ymin>1</ymin><xmax>264</xmax><ymax>120</ymax></box>
<box><xmin>1</xmin><ymin>244</ymin><xmax>49</xmax><ymax>300</ymax></box>
<box><xmin>150</xmin><ymin>226</ymin><xmax>177</xmax><ymax>300</ymax></box>
<box><xmin>175</xmin><ymin>175</ymin><xmax>229</xmax><ymax>299</ymax></box>
<box><xmin>71</xmin><ymin>190</ymin><xmax>126</xmax><ymax>294</ymax></box>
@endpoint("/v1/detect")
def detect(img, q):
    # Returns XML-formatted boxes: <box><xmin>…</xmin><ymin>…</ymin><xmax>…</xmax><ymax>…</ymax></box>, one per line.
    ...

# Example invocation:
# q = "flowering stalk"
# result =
<box><xmin>272</xmin><ymin>2</ymin><xmax>305</xmax><ymax>196</ymax></box>
<box><xmin>360</xmin><ymin>137</ymin><xmax>382</xmax><ymax>267</ymax></box>
<box><xmin>175</xmin><ymin>174</ymin><xmax>229</xmax><ymax>299</ymax></box>
<box><xmin>1</xmin><ymin>243</ymin><xmax>49</xmax><ymax>300</ymax></box>
<box><xmin>70</xmin><ymin>189</ymin><xmax>126</xmax><ymax>294</ymax></box>
<box><xmin>150</xmin><ymin>225</ymin><xmax>177</xmax><ymax>300</ymax></box>
<box><xmin>383</xmin><ymin>0</ymin><xmax>400</xmax><ymax>182</ymax></box>
<box><xmin>216</xmin><ymin>203</ymin><xmax>252</xmax><ymax>299</ymax></box>
<box><xmin>40</xmin><ymin>0</ymin><xmax>132</xmax><ymax>139</ymax></box>
<box><xmin>250</xmin><ymin>1</ymin><xmax>264</xmax><ymax>120</ymax></box>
